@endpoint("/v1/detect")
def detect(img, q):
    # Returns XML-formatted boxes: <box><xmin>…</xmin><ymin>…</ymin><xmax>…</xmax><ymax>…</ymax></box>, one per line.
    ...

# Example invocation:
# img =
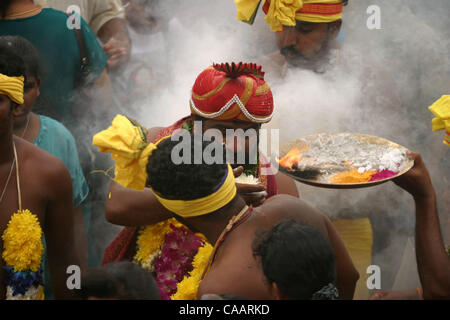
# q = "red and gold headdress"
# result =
<box><xmin>235</xmin><ymin>0</ymin><xmax>344</xmax><ymax>32</ymax></box>
<box><xmin>190</xmin><ymin>62</ymin><xmax>274</xmax><ymax>124</ymax></box>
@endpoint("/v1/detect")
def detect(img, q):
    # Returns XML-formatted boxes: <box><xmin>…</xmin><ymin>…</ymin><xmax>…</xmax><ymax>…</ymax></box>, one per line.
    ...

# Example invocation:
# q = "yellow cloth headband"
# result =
<box><xmin>428</xmin><ymin>95</ymin><xmax>450</xmax><ymax>146</ymax></box>
<box><xmin>0</xmin><ymin>73</ymin><xmax>24</xmax><ymax>105</ymax></box>
<box><xmin>154</xmin><ymin>165</ymin><xmax>237</xmax><ymax>218</ymax></box>
<box><xmin>236</xmin><ymin>0</ymin><xmax>343</xmax><ymax>32</ymax></box>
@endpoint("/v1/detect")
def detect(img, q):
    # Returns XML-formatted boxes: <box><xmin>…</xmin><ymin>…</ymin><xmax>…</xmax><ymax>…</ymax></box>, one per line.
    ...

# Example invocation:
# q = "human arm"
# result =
<box><xmin>98</xmin><ymin>18</ymin><xmax>131</xmax><ymax>70</ymax></box>
<box><xmin>105</xmin><ymin>181</ymin><xmax>174</xmax><ymax>226</ymax></box>
<box><xmin>73</xmin><ymin>206</ymin><xmax>88</xmax><ymax>270</ymax></box>
<box><xmin>45</xmin><ymin>160</ymin><xmax>80</xmax><ymax>299</ymax></box>
<box><xmin>275</xmin><ymin>171</ymin><xmax>299</xmax><ymax>198</ymax></box>
<box><xmin>393</xmin><ymin>152</ymin><xmax>450</xmax><ymax>299</ymax></box>
<box><xmin>369</xmin><ymin>289</ymin><xmax>421</xmax><ymax>300</ymax></box>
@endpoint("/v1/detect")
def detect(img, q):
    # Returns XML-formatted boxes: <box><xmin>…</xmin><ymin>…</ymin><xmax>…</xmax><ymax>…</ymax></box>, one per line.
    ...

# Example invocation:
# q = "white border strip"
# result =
<box><xmin>190</xmin><ymin>94</ymin><xmax>273</xmax><ymax>123</ymax></box>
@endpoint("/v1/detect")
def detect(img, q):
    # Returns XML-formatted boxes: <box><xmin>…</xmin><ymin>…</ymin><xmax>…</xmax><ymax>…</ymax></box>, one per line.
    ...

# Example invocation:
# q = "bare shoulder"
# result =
<box><xmin>256</xmin><ymin>194</ymin><xmax>328</xmax><ymax>234</ymax></box>
<box><xmin>15</xmin><ymin>137</ymin><xmax>71</xmax><ymax>187</ymax></box>
<box><xmin>147</xmin><ymin>126</ymin><xmax>164</xmax><ymax>143</ymax></box>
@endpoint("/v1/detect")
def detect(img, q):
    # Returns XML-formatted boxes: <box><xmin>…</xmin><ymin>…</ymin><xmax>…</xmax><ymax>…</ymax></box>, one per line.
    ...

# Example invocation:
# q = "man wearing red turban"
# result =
<box><xmin>101</xmin><ymin>62</ymin><xmax>299</xmax><ymax>266</ymax></box>
<box><xmin>235</xmin><ymin>0</ymin><xmax>348</xmax><ymax>75</ymax></box>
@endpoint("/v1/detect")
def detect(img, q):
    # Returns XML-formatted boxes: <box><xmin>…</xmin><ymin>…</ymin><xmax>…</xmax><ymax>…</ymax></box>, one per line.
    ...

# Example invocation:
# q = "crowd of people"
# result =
<box><xmin>0</xmin><ymin>0</ymin><xmax>448</xmax><ymax>300</ymax></box>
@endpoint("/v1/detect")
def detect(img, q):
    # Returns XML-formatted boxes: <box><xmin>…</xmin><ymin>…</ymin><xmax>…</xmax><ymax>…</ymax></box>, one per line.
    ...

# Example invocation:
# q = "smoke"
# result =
<box><xmin>89</xmin><ymin>0</ymin><xmax>449</xmax><ymax>292</ymax></box>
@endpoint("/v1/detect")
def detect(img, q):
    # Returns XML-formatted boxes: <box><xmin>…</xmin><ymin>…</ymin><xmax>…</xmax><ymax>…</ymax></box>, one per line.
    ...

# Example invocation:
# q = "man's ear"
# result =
<box><xmin>328</xmin><ymin>20</ymin><xmax>342</xmax><ymax>40</ymax></box>
<box><xmin>271</xmin><ymin>282</ymin><xmax>285</xmax><ymax>300</ymax></box>
<box><xmin>11</xmin><ymin>101</ymin><xmax>23</xmax><ymax>117</ymax></box>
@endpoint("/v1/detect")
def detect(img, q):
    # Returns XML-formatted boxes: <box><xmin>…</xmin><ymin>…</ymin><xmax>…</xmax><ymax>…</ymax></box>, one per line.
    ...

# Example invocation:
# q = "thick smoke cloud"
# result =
<box><xmin>90</xmin><ymin>0</ymin><xmax>449</xmax><ymax>292</ymax></box>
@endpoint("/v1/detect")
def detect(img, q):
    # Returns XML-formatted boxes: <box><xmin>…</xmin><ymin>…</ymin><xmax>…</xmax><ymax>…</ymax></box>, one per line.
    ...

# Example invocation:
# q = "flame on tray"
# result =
<box><xmin>276</xmin><ymin>146</ymin><xmax>309</xmax><ymax>169</ymax></box>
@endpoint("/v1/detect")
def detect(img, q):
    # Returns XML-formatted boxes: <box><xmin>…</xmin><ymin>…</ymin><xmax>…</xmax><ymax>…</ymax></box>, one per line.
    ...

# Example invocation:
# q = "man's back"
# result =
<box><xmin>198</xmin><ymin>194</ymin><xmax>358</xmax><ymax>299</ymax></box>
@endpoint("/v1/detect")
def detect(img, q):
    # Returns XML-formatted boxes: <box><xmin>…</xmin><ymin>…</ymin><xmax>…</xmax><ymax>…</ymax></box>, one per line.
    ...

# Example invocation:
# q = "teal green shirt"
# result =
<box><xmin>34</xmin><ymin>115</ymin><xmax>89</xmax><ymax>207</ymax></box>
<box><xmin>0</xmin><ymin>8</ymin><xmax>108</xmax><ymax>123</ymax></box>
<box><xmin>33</xmin><ymin>115</ymin><xmax>89</xmax><ymax>300</ymax></box>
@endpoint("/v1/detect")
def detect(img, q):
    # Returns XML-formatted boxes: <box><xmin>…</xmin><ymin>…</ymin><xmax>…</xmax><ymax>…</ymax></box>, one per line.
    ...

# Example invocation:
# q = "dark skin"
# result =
<box><xmin>105</xmin><ymin>116</ymin><xmax>299</xmax><ymax>226</ymax></box>
<box><xmin>193</xmin><ymin>194</ymin><xmax>359</xmax><ymax>300</ymax></box>
<box><xmin>0</xmin><ymin>95</ymin><xmax>80</xmax><ymax>299</ymax></box>
<box><xmin>97</xmin><ymin>18</ymin><xmax>131</xmax><ymax>70</ymax></box>
<box><xmin>275</xmin><ymin>20</ymin><xmax>342</xmax><ymax>70</ymax></box>
<box><xmin>370</xmin><ymin>153</ymin><xmax>450</xmax><ymax>300</ymax></box>
<box><xmin>11</xmin><ymin>74</ymin><xmax>88</xmax><ymax>269</ymax></box>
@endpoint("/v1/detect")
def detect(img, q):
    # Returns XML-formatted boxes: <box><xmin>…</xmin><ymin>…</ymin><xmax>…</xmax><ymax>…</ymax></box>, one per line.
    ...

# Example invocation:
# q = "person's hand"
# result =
<box><xmin>233</xmin><ymin>166</ymin><xmax>267</xmax><ymax>207</ymax></box>
<box><xmin>393</xmin><ymin>152</ymin><xmax>436</xmax><ymax>200</ymax></box>
<box><xmin>103</xmin><ymin>38</ymin><xmax>128</xmax><ymax>69</ymax></box>
<box><xmin>369</xmin><ymin>289</ymin><xmax>421</xmax><ymax>300</ymax></box>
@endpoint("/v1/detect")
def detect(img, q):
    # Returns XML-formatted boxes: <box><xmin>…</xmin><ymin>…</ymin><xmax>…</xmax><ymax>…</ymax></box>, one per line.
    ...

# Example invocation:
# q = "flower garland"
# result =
<box><xmin>2</xmin><ymin>209</ymin><xmax>44</xmax><ymax>300</ymax></box>
<box><xmin>134</xmin><ymin>218</ymin><xmax>212</xmax><ymax>300</ymax></box>
<box><xmin>171</xmin><ymin>242</ymin><xmax>213</xmax><ymax>300</ymax></box>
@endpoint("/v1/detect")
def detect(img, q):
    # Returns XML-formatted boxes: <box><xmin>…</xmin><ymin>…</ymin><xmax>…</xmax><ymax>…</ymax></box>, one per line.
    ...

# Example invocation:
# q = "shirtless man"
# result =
<box><xmin>0</xmin><ymin>49</ymin><xmax>79</xmax><ymax>299</ymax></box>
<box><xmin>145</xmin><ymin>137</ymin><xmax>359</xmax><ymax>299</ymax></box>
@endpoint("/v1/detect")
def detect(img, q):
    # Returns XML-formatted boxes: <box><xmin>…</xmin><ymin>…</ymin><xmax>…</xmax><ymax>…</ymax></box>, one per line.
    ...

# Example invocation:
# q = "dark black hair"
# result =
<box><xmin>0</xmin><ymin>36</ymin><xmax>43</xmax><ymax>80</ymax></box>
<box><xmin>0</xmin><ymin>0</ymin><xmax>12</xmax><ymax>18</ymax></box>
<box><xmin>0</xmin><ymin>45</ymin><xmax>26</xmax><ymax>109</ymax></box>
<box><xmin>0</xmin><ymin>47</ymin><xmax>25</xmax><ymax>79</ymax></box>
<box><xmin>252</xmin><ymin>219</ymin><xmax>337</xmax><ymax>300</ymax></box>
<box><xmin>146</xmin><ymin>133</ymin><xmax>228</xmax><ymax>200</ymax></box>
<box><xmin>77</xmin><ymin>262</ymin><xmax>160</xmax><ymax>300</ymax></box>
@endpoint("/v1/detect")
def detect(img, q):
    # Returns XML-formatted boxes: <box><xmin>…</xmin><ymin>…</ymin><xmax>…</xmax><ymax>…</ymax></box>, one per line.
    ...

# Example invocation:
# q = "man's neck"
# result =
<box><xmin>184</xmin><ymin>197</ymin><xmax>248</xmax><ymax>245</ymax></box>
<box><xmin>0</xmin><ymin>133</ymin><xmax>15</xmax><ymax>164</ymax></box>
<box><xmin>5</xmin><ymin>1</ymin><xmax>39</xmax><ymax>17</ymax></box>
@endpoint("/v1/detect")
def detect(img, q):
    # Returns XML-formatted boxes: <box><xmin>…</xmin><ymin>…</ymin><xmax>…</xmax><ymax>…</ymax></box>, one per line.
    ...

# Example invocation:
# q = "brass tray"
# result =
<box><xmin>275</xmin><ymin>133</ymin><xmax>414</xmax><ymax>189</ymax></box>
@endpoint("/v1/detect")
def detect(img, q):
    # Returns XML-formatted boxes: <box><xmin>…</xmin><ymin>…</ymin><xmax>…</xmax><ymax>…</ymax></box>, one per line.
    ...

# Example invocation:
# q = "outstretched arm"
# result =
<box><xmin>393</xmin><ymin>152</ymin><xmax>450</xmax><ymax>299</ymax></box>
<box><xmin>105</xmin><ymin>181</ymin><xmax>174</xmax><ymax>226</ymax></box>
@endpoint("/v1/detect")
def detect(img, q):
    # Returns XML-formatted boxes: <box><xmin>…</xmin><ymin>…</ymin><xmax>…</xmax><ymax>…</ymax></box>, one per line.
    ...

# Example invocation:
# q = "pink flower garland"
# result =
<box><xmin>153</xmin><ymin>224</ymin><xmax>204</xmax><ymax>300</ymax></box>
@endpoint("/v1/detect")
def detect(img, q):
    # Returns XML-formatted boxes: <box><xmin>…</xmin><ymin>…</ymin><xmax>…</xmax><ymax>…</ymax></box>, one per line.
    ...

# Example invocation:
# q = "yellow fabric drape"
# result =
<box><xmin>332</xmin><ymin>218</ymin><xmax>373</xmax><ymax>300</ymax></box>
<box><xmin>236</xmin><ymin>0</ymin><xmax>343</xmax><ymax>32</ymax></box>
<box><xmin>428</xmin><ymin>95</ymin><xmax>450</xmax><ymax>146</ymax></box>
<box><xmin>93</xmin><ymin>114</ymin><xmax>161</xmax><ymax>190</ymax></box>
<box><xmin>0</xmin><ymin>73</ymin><xmax>24</xmax><ymax>105</ymax></box>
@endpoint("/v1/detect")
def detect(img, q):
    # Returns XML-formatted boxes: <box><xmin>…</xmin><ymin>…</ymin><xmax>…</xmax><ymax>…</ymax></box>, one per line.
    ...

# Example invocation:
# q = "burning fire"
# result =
<box><xmin>276</xmin><ymin>147</ymin><xmax>308</xmax><ymax>169</ymax></box>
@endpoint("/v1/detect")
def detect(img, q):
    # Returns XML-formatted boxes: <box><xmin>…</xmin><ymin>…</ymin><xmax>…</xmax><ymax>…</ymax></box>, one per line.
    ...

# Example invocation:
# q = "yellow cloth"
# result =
<box><xmin>428</xmin><ymin>95</ymin><xmax>450</xmax><ymax>146</ymax></box>
<box><xmin>236</xmin><ymin>0</ymin><xmax>343</xmax><ymax>32</ymax></box>
<box><xmin>93</xmin><ymin>114</ymin><xmax>162</xmax><ymax>190</ymax></box>
<box><xmin>154</xmin><ymin>165</ymin><xmax>237</xmax><ymax>218</ymax></box>
<box><xmin>332</xmin><ymin>218</ymin><xmax>373</xmax><ymax>300</ymax></box>
<box><xmin>265</xmin><ymin>0</ymin><xmax>303</xmax><ymax>31</ymax></box>
<box><xmin>0</xmin><ymin>73</ymin><xmax>24</xmax><ymax>105</ymax></box>
<box><xmin>235</xmin><ymin>0</ymin><xmax>263</xmax><ymax>24</ymax></box>
<box><xmin>295</xmin><ymin>0</ymin><xmax>343</xmax><ymax>24</ymax></box>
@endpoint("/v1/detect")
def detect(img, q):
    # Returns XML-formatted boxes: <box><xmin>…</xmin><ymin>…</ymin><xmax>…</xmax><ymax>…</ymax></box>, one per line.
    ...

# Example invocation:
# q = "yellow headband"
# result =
<box><xmin>0</xmin><ymin>73</ymin><xmax>24</xmax><ymax>105</ymax></box>
<box><xmin>428</xmin><ymin>95</ymin><xmax>450</xmax><ymax>146</ymax></box>
<box><xmin>236</xmin><ymin>0</ymin><xmax>343</xmax><ymax>32</ymax></box>
<box><xmin>93</xmin><ymin>114</ymin><xmax>169</xmax><ymax>190</ymax></box>
<box><xmin>154</xmin><ymin>164</ymin><xmax>237</xmax><ymax>218</ymax></box>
